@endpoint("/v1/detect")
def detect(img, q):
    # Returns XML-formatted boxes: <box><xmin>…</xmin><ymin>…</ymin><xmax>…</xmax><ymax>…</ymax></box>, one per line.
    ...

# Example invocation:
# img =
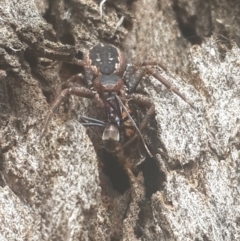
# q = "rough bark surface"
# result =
<box><xmin>0</xmin><ymin>0</ymin><xmax>240</xmax><ymax>240</ymax></box>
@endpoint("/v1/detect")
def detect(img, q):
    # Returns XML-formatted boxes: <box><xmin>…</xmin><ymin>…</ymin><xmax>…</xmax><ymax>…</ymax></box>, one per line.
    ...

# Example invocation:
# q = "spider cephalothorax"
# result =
<box><xmin>41</xmin><ymin>43</ymin><xmax>193</xmax><ymax>156</ymax></box>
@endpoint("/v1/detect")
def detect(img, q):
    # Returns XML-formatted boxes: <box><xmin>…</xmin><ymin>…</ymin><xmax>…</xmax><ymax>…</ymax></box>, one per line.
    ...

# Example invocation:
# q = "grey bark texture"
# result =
<box><xmin>0</xmin><ymin>0</ymin><xmax>240</xmax><ymax>240</ymax></box>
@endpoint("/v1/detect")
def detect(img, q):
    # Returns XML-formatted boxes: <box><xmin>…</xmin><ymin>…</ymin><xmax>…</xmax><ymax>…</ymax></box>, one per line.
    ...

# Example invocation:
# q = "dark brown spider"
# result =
<box><xmin>41</xmin><ymin>43</ymin><xmax>194</xmax><ymax>156</ymax></box>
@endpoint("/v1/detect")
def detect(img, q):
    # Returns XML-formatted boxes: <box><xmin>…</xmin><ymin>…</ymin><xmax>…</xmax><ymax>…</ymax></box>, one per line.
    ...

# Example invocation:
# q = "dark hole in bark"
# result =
<box><xmin>0</xmin><ymin>78</ymin><xmax>9</xmax><ymax>113</ymax></box>
<box><xmin>59</xmin><ymin>32</ymin><xmax>75</xmax><ymax>45</ymax></box>
<box><xmin>0</xmin><ymin>151</ymin><xmax>4</xmax><ymax>187</ymax></box>
<box><xmin>24</xmin><ymin>49</ymin><xmax>38</xmax><ymax>68</ymax></box>
<box><xmin>134</xmin><ymin>203</ymin><xmax>157</xmax><ymax>238</ymax></box>
<box><xmin>43</xmin><ymin>1</ymin><xmax>75</xmax><ymax>46</ymax></box>
<box><xmin>122</xmin><ymin>17</ymin><xmax>133</xmax><ymax>31</ymax></box>
<box><xmin>126</xmin><ymin>0</ymin><xmax>138</xmax><ymax>6</ymax></box>
<box><xmin>176</xmin><ymin>15</ymin><xmax>203</xmax><ymax>45</ymax></box>
<box><xmin>134</xmin><ymin>223</ymin><xmax>144</xmax><ymax>238</ymax></box>
<box><xmin>172</xmin><ymin>3</ymin><xmax>203</xmax><ymax>45</ymax></box>
<box><xmin>98</xmin><ymin>149</ymin><xmax>130</xmax><ymax>194</ymax></box>
<box><xmin>111</xmin><ymin>237</ymin><xmax>121</xmax><ymax>241</ymax></box>
<box><xmin>75</xmin><ymin>51</ymin><xmax>83</xmax><ymax>60</ymax></box>
<box><xmin>12</xmin><ymin>119</ymin><xmax>24</xmax><ymax>135</ymax></box>
<box><xmin>139</xmin><ymin>156</ymin><xmax>166</xmax><ymax>198</ymax></box>
<box><xmin>203</xmin><ymin>234</ymin><xmax>210</xmax><ymax>241</ymax></box>
<box><xmin>43</xmin><ymin>1</ymin><xmax>56</xmax><ymax>28</ymax></box>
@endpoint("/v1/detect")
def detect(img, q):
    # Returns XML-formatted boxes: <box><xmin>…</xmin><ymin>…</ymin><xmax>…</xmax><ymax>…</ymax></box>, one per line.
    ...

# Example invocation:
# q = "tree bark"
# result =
<box><xmin>0</xmin><ymin>0</ymin><xmax>240</xmax><ymax>240</ymax></box>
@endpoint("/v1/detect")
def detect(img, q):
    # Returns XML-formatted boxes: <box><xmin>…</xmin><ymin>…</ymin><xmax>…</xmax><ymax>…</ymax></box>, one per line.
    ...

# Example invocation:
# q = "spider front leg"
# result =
<box><xmin>144</xmin><ymin>66</ymin><xmax>195</xmax><ymax>109</ymax></box>
<box><xmin>123</xmin><ymin>63</ymin><xmax>194</xmax><ymax>109</ymax></box>
<box><xmin>55</xmin><ymin>73</ymin><xmax>85</xmax><ymax>95</ymax></box>
<box><xmin>69</xmin><ymin>59</ymin><xmax>95</xmax><ymax>88</ymax></box>
<box><xmin>123</xmin><ymin>61</ymin><xmax>167</xmax><ymax>93</ymax></box>
<box><xmin>40</xmin><ymin>86</ymin><xmax>103</xmax><ymax>139</ymax></box>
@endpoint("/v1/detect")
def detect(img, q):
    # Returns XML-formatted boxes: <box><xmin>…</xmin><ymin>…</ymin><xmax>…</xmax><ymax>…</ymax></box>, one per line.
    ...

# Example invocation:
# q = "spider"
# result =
<box><xmin>41</xmin><ymin>43</ymin><xmax>194</xmax><ymax>156</ymax></box>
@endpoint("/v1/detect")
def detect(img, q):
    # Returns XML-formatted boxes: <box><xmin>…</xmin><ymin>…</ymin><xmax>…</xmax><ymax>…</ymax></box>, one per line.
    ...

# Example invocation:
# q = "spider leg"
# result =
<box><xmin>135</xmin><ymin>61</ymin><xmax>167</xmax><ymax>72</ymax></box>
<box><xmin>65</xmin><ymin>58</ymin><xmax>94</xmax><ymax>87</ymax></box>
<box><xmin>128</xmin><ymin>93</ymin><xmax>155</xmax><ymax>130</ymax></box>
<box><xmin>53</xmin><ymin>73</ymin><xmax>85</xmax><ymax>116</ymax></box>
<box><xmin>56</xmin><ymin>73</ymin><xmax>85</xmax><ymax>95</ymax></box>
<box><xmin>145</xmin><ymin>66</ymin><xmax>195</xmax><ymax>109</ymax></box>
<box><xmin>40</xmin><ymin>86</ymin><xmax>102</xmax><ymax>139</ymax></box>
<box><xmin>123</xmin><ymin>64</ymin><xmax>144</xmax><ymax>93</ymax></box>
<box><xmin>121</xmin><ymin>93</ymin><xmax>155</xmax><ymax>154</ymax></box>
<box><xmin>124</xmin><ymin>61</ymin><xmax>167</xmax><ymax>93</ymax></box>
<box><xmin>115</xmin><ymin>95</ymin><xmax>153</xmax><ymax>158</ymax></box>
<box><xmin>80</xmin><ymin>116</ymin><xmax>106</xmax><ymax>127</ymax></box>
<box><xmin>80</xmin><ymin>116</ymin><xmax>105</xmax><ymax>146</ymax></box>
<box><xmin>80</xmin><ymin>116</ymin><xmax>106</xmax><ymax>125</ymax></box>
<box><xmin>129</xmin><ymin>68</ymin><xmax>145</xmax><ymax>93</ymax></box>
<box><xmin>125</xmin><ymin>62</ymin><xmax>194</xmax><ymax>108</ymax></box>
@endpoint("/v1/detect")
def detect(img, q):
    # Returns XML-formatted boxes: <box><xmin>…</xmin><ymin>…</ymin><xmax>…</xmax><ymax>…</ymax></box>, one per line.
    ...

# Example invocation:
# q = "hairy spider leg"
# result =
<box><xmin>40</xmin><ymin>86</ymin><xmax>102</xmax><ymax>139</ymax></box>
<box><xmin>73</xmin><ymin>59</ymin><xmax>95</xmax><ymax>87</ymax></box>
<box><xmin>145</xmin><ymin>66</ymin><xmax>195</xmax><ymax>109</ymax></box>
<box><xmin>124</xmin><ymin>62</ymin><xmax>195</xmax><ymax>109</ymax></box>
<box><xmin>121</xmin><ymin>93</ymin><xmax>155</xmax><ymax>154</ymax></box>
<box><xmin>115</xmin><ymin>95</ymin><xmax>153</xmax><ymax>158</ymax></box>
<box><xmin>41</xmin><ymin>73</ymin><xmax>85</xmax><ymax>139</ymax></box>
<box><xmin>136</xmin><ymin>61</ymin><xmax>168</xmax><ymax>71</ymax></box>
<box><xmin>55</xmin><ymin>73</ymin><xmax>85</xmax><ymax>95</ymax></box>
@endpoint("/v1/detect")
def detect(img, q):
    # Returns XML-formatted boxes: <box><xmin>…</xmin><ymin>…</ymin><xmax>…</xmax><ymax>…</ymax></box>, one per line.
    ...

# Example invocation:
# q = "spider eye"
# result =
<box><xmin>96</xmin><ymin>53</ymin><xmax>101</xmax><ymax>61</ymax></box>
<box><xmin>108</xmin><ymin>53</ymin><xmax>113</xmax><ymax>61</ymax></box>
